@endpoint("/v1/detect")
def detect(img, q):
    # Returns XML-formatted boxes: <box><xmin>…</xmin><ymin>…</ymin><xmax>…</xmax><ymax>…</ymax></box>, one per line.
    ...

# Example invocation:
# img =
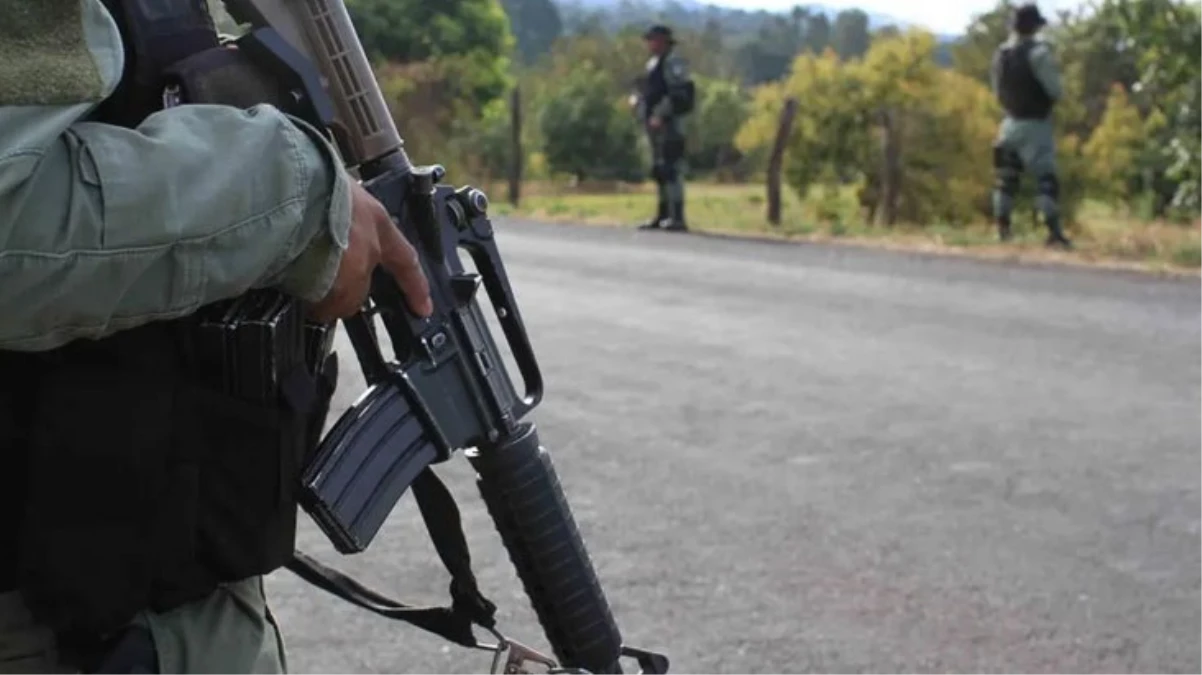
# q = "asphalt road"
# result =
<box><xmin>266</xmin><ymin>219</ymin><xmax>1201</xmax><ymax>674</ymax></box>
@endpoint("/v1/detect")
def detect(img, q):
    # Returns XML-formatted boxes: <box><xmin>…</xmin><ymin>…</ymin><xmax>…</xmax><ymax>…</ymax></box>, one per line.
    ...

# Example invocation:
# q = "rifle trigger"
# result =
<box><xmin>450</xmin><ymin>273</ymin><xmax>483</xmax><ymax>307</ymax></box>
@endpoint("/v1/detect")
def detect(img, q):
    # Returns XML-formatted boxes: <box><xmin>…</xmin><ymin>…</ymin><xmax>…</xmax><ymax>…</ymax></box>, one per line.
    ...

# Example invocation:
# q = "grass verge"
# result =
<box><xmin>487</xmin><ymin>182</ymin><xmax>1201</xmax><ymax>276</ymax></box>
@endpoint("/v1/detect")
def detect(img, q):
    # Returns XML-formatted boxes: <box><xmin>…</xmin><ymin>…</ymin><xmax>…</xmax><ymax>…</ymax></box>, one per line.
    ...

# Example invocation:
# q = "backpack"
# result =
<box><xmin>670</xmin><ymin>80</ymin><xmax>696</xmax><ymax>116</ymax></box>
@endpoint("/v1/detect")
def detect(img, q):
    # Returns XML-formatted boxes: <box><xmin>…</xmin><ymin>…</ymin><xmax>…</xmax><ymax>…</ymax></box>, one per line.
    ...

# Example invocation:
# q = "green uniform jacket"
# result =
<box><xmin>0</xmin><ymin>0</ymin><xmax>354</xmax><ymax>353</ymax></box>
<box><xmin>990</xmin><ymin>34</ymin><xmax>1062</xmax><ymax>175</ymax></box>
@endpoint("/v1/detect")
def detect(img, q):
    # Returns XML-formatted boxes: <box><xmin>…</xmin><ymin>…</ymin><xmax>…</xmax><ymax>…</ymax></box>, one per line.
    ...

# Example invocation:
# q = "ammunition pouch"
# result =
<box><xmin>0</xmin><ymin>0</ymin><xmax>342</xmax><ymax>649</ymax></box>
<box><xmin>6</xmin><ymin>292</ymin><xmax>335</xmax><ymax>639</ymax></box>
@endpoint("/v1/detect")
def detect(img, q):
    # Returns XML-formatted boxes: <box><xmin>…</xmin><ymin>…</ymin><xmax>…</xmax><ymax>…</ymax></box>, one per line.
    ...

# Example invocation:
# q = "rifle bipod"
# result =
<box><xmin>478</xmin><ymin>627</ymin><xmax>669</xmax><ymax>675</ymax></box>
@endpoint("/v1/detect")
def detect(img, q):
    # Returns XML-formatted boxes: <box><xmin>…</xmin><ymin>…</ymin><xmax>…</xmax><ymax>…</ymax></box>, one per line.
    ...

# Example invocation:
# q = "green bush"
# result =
<box><xmin>538</xmin><ymin>64</ymin><xmax>646</xmax><ymax>183</ymax></box>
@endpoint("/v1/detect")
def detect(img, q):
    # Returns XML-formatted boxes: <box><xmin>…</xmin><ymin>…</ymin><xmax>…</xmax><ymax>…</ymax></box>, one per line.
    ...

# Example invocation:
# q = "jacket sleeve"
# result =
<box><xmin>1029</xmin><ymin>41</ymin><xmax>1062</xmax><ymax>101</ymax></box>
<box><xmin>651</xmin><ymin>55</ymin><xmax>692</xmax><ymax>119</ymax></box>
<box><xmin>0</xmin><ymin>0</ymin><xmax>353</xmax><ymax>353</ymax></box>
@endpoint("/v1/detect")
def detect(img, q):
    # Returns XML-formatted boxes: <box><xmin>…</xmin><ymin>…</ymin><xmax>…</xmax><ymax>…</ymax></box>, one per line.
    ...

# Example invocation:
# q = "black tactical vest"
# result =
<box><xmin>996</xmin><ymin>40</ymin><xmax>1054</xmax><ymax>120</ymax></box>
<box><xmin>642</xmin><ymin>53</ymin><xmax>669</xmax><ymax>115</ymax></box>
<box><xmin>0</xmin><ymin>0</ymin><xmax>334</xmax><ymax>651</ymax></box>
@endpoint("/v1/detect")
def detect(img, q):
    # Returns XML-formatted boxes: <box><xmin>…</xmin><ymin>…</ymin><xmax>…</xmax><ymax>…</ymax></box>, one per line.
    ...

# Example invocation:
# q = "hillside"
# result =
<box><xmin>557</xmin><ymin>0</ymin><xmax>937</xmax><ymax>35</ymax></box>
<box><xmin>502</xmin><ymin>0</ymin><xmax>956</xmax><ymax>80</ymax></box>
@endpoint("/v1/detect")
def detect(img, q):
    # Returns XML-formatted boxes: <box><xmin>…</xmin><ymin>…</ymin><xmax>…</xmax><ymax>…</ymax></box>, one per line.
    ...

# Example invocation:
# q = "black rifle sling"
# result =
<box><xmin>285</xmin><ymin>468</ymin><xmax>498</xmax><ymax>649</ymax></box>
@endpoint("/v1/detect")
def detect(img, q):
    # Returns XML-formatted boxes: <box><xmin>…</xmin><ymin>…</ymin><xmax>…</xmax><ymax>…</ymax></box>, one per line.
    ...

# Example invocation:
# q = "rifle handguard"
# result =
<box><xmin>468</xmin><ymin>423</ymin><xmax>624</xmax><ymax>674</ymax></box>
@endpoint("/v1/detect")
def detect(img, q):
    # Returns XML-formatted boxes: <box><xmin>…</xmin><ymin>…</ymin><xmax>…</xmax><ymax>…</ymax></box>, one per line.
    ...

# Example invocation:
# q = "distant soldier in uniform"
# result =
<box><xmin>631</xmin><ymin>24</ymin><xmax>695</xmax><ymax>232</ymax></box>
<box><xmin>990</xmin><ymin>3</ymin><xmax>1073</xmax><ymax>248</ymax></box>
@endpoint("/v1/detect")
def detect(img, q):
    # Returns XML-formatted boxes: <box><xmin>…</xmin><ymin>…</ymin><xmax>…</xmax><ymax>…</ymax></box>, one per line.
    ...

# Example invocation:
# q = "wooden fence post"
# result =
<box><xmin>877</xmin><ymin>107</ymin><xmax>901</xmax><ymax>227</ymax></box>
<box><xmin>508</xmin><ymin>85</ymin><xmax>522</xmax><ymax>207</ymax></box>
<box><xmin>767</xmin><ymin>97</ymin><xmax>798</xmax><ymax>226</ymax></box>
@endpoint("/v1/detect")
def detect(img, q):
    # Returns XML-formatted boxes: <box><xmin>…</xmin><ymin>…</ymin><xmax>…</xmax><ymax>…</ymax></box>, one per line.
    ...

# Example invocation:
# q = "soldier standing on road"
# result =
<box><xmin>990</xmin><ymin>3</ymin><xmax>1073</xmax><ymax>248</ymax></box>
<box><xmin>0</xmin><ymin>1</ymin><xmax>430</xmax><ymax>672</ymax></box>
<box><xmin>631</xmin><ymin>24</ymin><xmax>695</xmax><ymax>232</ymax></box>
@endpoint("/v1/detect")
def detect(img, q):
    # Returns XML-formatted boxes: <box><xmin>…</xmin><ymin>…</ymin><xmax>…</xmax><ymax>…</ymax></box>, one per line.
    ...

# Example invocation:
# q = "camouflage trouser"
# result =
<box><xmin>648</xmin><ymin>125</ymin><xmax>686</xmax><ymax>225</ymax></box>
<box><xmin>991</xmin><ymin>117</ymin><xmax>1065</xmax><ymax>239</ymax></box>
<box><xmin>0</xmin><ymin>577</ymin><xmax>286</xmax><ymax>673</ymax></box>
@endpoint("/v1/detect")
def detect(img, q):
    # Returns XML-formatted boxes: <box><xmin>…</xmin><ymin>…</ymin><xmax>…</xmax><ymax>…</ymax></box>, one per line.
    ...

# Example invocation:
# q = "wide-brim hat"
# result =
<box><xmin>643</xmin><ymin>24</ymin><xmax>675</xmax><ymax>42</ymax></box>
<box><xmin>1014</xmin><ymin>3</ymin><xmax>1048</xmax><ymax>30</ymax></box>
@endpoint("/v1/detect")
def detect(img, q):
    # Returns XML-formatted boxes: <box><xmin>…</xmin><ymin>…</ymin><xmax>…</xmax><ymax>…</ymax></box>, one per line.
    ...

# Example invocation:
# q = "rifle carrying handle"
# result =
<box><xmin>229</xmin><ymin>0</ymin><xmax>404</xmax><ymax>167</ymax></box>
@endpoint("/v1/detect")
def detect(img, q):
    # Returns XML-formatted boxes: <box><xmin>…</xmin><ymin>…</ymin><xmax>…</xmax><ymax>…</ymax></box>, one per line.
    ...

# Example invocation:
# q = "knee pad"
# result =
<box><xmin>992</xmin><ymin>144</ymin><xmax>1022</xmax><ymax>196</ymax></box>
<box><xmin>1037</xmin><ymin>173</ymin><xmax>1060</xmax><ymax>200</ymax></box>
<box><xmin>650</xmin><ymin>164</ymin><xmax>665</xmax><ymax>183</ymax></box>
<box><xmin>992</xmin><ymin>143</ymin><xmax>1022</xmax><ymax>171</ymax></box>
<box><xmin>658</xmin><ymin>162</ymin><xmax>678</xmax><ymax>183</ymax></box>
<box><xmin>994</xmin><ymin>169</ymin><xmax>1020</xmax><ymax>196</ymax></box>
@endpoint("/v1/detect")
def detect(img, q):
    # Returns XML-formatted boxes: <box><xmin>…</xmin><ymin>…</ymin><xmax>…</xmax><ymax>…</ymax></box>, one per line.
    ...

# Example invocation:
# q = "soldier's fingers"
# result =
<box><xmin>376</xmin><ymin>219</ymin><xmax>433</xmax><ymax>317</ymax></box>
<box><xmin>309</xmin><ymin>244</ymin><xmax>375</xmax><ymax>321</ymax></box>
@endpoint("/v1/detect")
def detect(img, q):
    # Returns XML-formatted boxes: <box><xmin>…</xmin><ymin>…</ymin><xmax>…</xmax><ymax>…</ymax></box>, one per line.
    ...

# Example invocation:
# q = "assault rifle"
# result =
<box><xmin>217</xmin><ymin>1</ymin><xmax>668</xmax><ymax>673</ymax></box>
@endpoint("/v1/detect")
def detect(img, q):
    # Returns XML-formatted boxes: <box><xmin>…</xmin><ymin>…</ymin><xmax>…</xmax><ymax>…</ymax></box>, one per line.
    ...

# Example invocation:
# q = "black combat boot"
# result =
<box><xmin>1044</xmin><ymin>215</ymin><xmax>1073</xmax><ymax>249</ymax></box>
<box><xmin>997</xmin><ymin>215</ymin><xmax>1012</xmax><ymax>242</ymax></box>
<box><xmin>638</xmin><ymin>198</ymin><xmax>668</xmax><ymax>230</ymax></box>
<box><xmin>662</xmin><ymin>200</ymin><xmax>687</xmax><ymax>232</ymax></box>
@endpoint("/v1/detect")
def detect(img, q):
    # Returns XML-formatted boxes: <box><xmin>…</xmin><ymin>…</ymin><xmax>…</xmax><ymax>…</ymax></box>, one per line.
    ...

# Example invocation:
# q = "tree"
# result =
<box><xmin>852</xmin><ymin>30</ymin><xmax>996</xmax><ymax>225</ymax></box>
<box><xmin>685</xmin><ymin>77</ymin><xmax>751</xmax><ymax>178</ymax></box>
<box><xmin>500</xmin><ymin>0</ymin><xmax>564</xmax><ymax>64</ymax></box>
<box><xmin>700</xmin><ymin>17</ymin><xmax>724</xmax><ymax>56</ymax></box>
<box><xmin>346</xmin><ymin>0</ymin><xmax>514</xmax><ymax>108</ymax></box>
<box><xmin>804</xmin><ymin>13</ymin><xmax>832</xmax><ymax>54</ymax></box>
<box><xmin>538</xmin><ymin>30</ymin><xmax>646</xmax><ymax>92</ymax></box>
<box><xmin>694</xmin><ymin>18</ymin><xmax>732</xmax><ymax>78</ymax></box>
<box><xmin>538</xmin><ymin>65</ymin><xmax>645</xmax><ymax>182</ymax></box>
<box><xmin>450</xmin><ymin>96</ymin><xmax>515</xmax><ymax>181</ymax></box>
<box><xmin>736</xmin><ymin>49</ymin><xmax>873</xmax><ymax>201</ymax></box>
<box><xmin>734</xmin><ymin>15</ymin><xmax>805</xmax><ymax>84</ymax></box>
<box><xmin>563</xmin><ymin>8</ymin><xmax>608</xmax><ymax>37</ymax></box>
<box><xmin>670</xmin><ymin>26</ymin><xmax>738</xmax><ymax>80</ymax></box>
<box><xmin>1082</xmin><ymin>84</ymin><xmax>1147</xmax><ymax>205</ymax></box>
<box><xmin>1111</xmin><ymin>0</ymin><xmax>1202</xmax><ymax>216</ymax></box>
<box><xmin>728</xmin><ymin>7</ymin><xmax>878</xmax><ymax>84</ymax></box>
<box><xmin>1053</xmin><ymin>2</ymin><xmax>1141</xmax><ymax>137</ymax></box>
<box><xmin>951</xmin><ymin>0</ymin><xmax>1015</xmax><ymax>85</ymax></box>
<box><xmin>737</xmin><ymin>30</ymin><xmax>1006</xmax><ymax>226</ymax></box>
<box><xmin>831</xmin><ymin>9</ymin><xmax>871</xmax><ymax>61</ymax></box>
<box><xmin>873</xmin><ymin>24</ymin><xmax>902</xmax><ymax>41</ymax></box>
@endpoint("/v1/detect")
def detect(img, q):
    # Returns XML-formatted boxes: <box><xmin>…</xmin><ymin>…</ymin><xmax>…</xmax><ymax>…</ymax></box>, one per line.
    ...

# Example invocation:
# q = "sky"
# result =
<box><xmin>707</xmin><ymin>0</ymin><xmax>1087</xmax><ymax>35</ymax></box>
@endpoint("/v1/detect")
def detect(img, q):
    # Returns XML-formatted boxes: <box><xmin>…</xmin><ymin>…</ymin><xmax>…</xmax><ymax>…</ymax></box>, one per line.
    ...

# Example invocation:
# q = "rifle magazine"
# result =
<box><xmin>299</xmin><ymin>374</ymin><xmax>439</xmax><ymax>554</ymax></box>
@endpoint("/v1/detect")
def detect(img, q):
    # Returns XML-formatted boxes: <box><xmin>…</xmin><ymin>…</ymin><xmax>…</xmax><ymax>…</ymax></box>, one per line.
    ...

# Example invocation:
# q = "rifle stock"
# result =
<box><xmin>220</xmin><ymin>2</ymin><xmax>667</xmax><ymax>672</ymax></box>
